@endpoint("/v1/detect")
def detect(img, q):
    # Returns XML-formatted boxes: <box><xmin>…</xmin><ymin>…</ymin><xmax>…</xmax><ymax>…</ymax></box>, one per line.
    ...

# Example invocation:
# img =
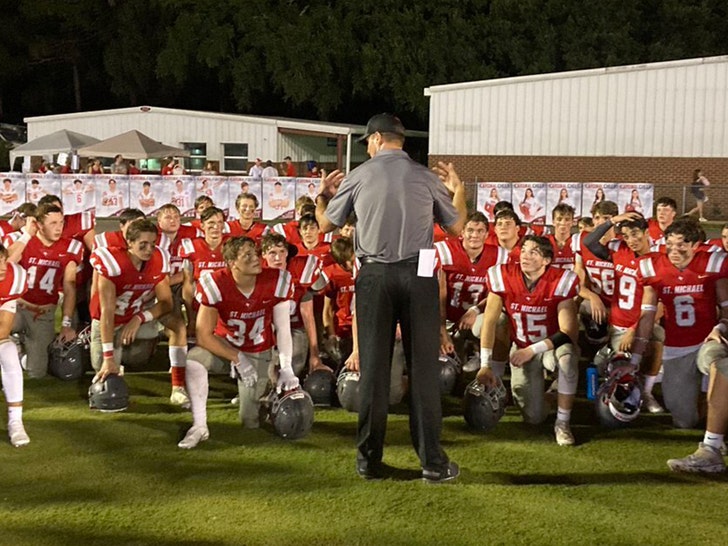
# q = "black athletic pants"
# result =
<box><xmin>355</xmin><ymin>260</ymin><xmax>449</xmax><ymax>472</ymax></box>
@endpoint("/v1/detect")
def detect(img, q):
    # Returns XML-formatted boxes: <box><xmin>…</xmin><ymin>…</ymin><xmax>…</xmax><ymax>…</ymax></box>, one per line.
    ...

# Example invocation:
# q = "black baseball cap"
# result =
<box><xmin>357</xmin><ymin>113</ymin><xmax>406</xmax><ymax>142</ymax></box>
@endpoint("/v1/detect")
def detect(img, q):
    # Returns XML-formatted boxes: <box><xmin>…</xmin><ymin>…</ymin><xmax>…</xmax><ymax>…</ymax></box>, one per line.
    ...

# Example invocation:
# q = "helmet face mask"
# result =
<box><xmin>463</xmin><ymin>377</ymin><xmax>508</xmax><ymax>433</ymax></box>
<box><xmin>336</xmin><ymin>367</ymin><xmax>361</xmax><ymax>413</ymax></box>
<box><xmin>88</xmin><ymin>374</ymin><xmax>129</xmax><ymax>412</ymax></box>
<box><xmin>269</xmin><ymin>388</ymin><xmax>314</xmax><ymax>439</ymax></box>
<box><xmin>595</xmin><ymin>353</ymin><xmax>642</xmax><ymax>428</ymax></box>
<box><xmin>48</xmin><ymin>326</ymin><xmax>92</xmax><ymax>381</ymax></box>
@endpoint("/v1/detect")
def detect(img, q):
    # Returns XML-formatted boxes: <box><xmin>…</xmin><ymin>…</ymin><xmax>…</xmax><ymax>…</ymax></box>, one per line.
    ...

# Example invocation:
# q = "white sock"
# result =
<box><xmin>185</xmin><ymin>360</ymin><xmax>208</xmax><ymax>428</ymax></box>
<box><xmin>703</xmin><ymin>431</ymin><xmax>725</xmax><ymax>451</ymax></box>
<box><xmin>556</xmin><ymin>407</ymin><xmax>572</xmax><ymax>423</ymax></box>
<box><xmin>0</xmin><ymin>340</ymin><xmax>24</xmax><ymax>405</ymax></box>
<box><xmin>8</xmin><ymin>405</ymin><xmax>22</xmax><ymax>423</ymax></box>
<box><xmin>490</xmin><ymin>360</ymin><xmax>507</xmax><ymax>378</ymax></box>
<box><xmin>643</xmin><ymin>375</ymin><xmax>657</xmax><ymax>394</ymax></box>
<box><xmin>169</xmin><ymin>345</ymin><xmax>187</xmax><ymax>367</ymax></box>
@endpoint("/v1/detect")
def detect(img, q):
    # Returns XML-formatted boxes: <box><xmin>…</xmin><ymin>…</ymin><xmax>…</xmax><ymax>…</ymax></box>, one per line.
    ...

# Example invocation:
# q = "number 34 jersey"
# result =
<box><xmin>486</xmin><ymin>263</ymin><xmax>579</xmax><ymax>348</ymax></box>
<box><xmin>638</xmin><ymin>250</ymin><xmax>728</xmax><ymax>350</ymax></box>
<box><xmin>196</xmin><ymin>267</ymin><xmax>293</xmax><ymax>353</ymax></box>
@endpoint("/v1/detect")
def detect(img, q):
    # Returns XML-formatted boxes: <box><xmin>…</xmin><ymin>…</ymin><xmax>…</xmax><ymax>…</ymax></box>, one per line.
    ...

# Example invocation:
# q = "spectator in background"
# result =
<box><xmin>172</xmin><ymin>160</ymin><xmax>185</xmax><ymax>176</ymax></box>
<box><xmin>161</xmin><ymin>157</ymin><xmax>175</xmax><ymax>176</ymax></box>
<box><xmin>249</xmin><ymin>158</ymin><xmax>264</xmax><ymax>180</ymax></box>
<box><xmin>60</xmin><ymin>158</ymin><xmax>72</xmax><ymax>174</ymax></box>
<box><xmin>36</xmin><ymin>159</ymin><xmax>48</xmax><ymax>174</ymax></box>
<box><xmin>262</xmin><ymin>160</ymin><xmax>279</xmax><ymax>179</ymax></box>
<box><xmin>687</xmin><ymin>168</ymin><xmax>710</xmax><ymax>222</ymax></box>
<box><xmin>87</xmin><ymin>158</ymin><xmax>104</xmax><ymax>175</ymax></box>
<box><xmin>110</xmin><ymin>154</ymin><xmax>128</xmax><ymax>175</ymax></box>
<box><xmin>128</xmin><ymin>160</ymin><xmax>141</xmax><ymax>175</ymax></box>
<box><xmin>201</xmin><ymin>162</ymin><xmax>217</xmax><ymax>175</ymax></box>
<box><xmin>283</xmin><ymin>156</ymin><xmax>296</xmax><ymax>177</ymax></box>
<box><xmin>307</xmin><ymin>162</ymin><xmax>320</xmax><ymax>178</ymax></box>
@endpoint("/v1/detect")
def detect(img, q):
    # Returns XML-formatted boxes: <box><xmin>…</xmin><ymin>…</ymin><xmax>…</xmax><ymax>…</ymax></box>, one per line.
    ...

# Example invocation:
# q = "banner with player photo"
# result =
<box><xmin>95</xmin><ymin>175</ymin><xmax>127</xmax><ymax>217</ymax></box>
<box><xmin>581</xmin><ymin>182</ymin><xmax>618</xmax><ymax>218</ymax></box>
<box><xmin>0</xmin><ymin>173</ymin><xmax>25</xmax><ymax>215</ymax></box>
<box><xmin>227</xmin><ymin>177</ymin><xmax>263</xmax><ymax>220</ymax></box>
<box><xmin>129</xmin><ymin>175</ymin><xmax>164</xmax><ymax>216</ymax></box>
<box><xmin>546</xmin><ymin>182</ymin><xmax>583</xmax><ymax>221</ymax></box>
<box><xmin>262</xmin><ymin>177</ymin><xmax>295</xmax><ymax>221</ymax></box>
<box><xmin>513</xmin><ymin>182</ymin><xmax>547</xmax><ymax>225</ymax></box>
<box><xmin>170</xmin><ymin>177</ymin><xmax>195</xmax><ymax>216</ymax></box>
<box><xmin>618</xmin><ymin>183</ymin><xmax>654</xmax><ymax>218</ymax></box>
<box><xmin>26</xmin><ymin>175</ymin><xmax>59</xmax><ymax>206</ymax></box>
<box><xmin>196</xmin><ymin>175</ymin><xmax>230</xmax><ymax>217</ymax></box>
<box><xmin>61</xmin><ymin>174</ymin><xmax>95</xmax><ymax>214</ymax></box>
<box><xmin>295</xmin><ymin>178</ymin><xmax>319</xmax><ymax>204</ymax></box>
<box><xmin>475</xmin><ymin>182</ymin><xmax>512</xmax><ymax>222</ymax></box>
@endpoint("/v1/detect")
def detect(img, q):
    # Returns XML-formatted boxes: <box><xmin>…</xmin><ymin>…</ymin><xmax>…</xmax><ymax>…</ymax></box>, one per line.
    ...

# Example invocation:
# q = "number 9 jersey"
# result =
<box><xmin>486</xmin><ymin>263</ymin><xmax>579</xmax><ymax>348</ymax></box>
<box><xmin>196</xmin><ymin>267</ymin><xmax>294</xmax><ymax>353</ymax></box>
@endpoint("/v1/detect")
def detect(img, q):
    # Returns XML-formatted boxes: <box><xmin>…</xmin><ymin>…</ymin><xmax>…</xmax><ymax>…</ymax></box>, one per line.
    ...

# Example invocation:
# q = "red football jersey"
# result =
<box><xmin>18</xmin><ymin>236</ymin><xmax>83</xmax><ymax>306</ymax></box>
<box><xmin>94</xmin><ymin>230</ymin><xmax>127</xmax><ymax>250</ymax></box>
<box><xmin>433</xmin><ymin>223</ymin><xmax>457</xmax><ymax>243</ymax></box>
<box><xmin>435</xmin><ymin>240</ymin><xmax>508</xmax><ymax>323</ymax></box>
<box><xmin>295</xmin><ymin>241</ymin><xmax>333</xmax><ymax>268</ymax></box>
<box><xmin>572</xmin><ymin>231</ymin><xmax>618</xmax><ymax>305</ymax></box>
<box><xmin>638</xmin><ymin>251</ymin><xmax>728</xmax><ymax>350</ymax></box>
<box><xmin>179</xmin><ymin>238</ymin><xmax>227</xmax><ymax>281</ymax></box>
<box><xmin>0</xmin><ymin>262</ymin><xmax>28</xmax><ymax>306</ymax></box>
<box><xmin>196</xmin><ymin>267</ymin><xmax>293</xmax><ymax>353</ymax></box>
<box><xmin>159</xmin><ymin>225</ymin><xmax>201</xmax><ymax>278</ymax></box>
<box><xmin>647</xmin><ymin>218</ymin><xmax>665</xmax><ymax>246</ymax></box>
<box><xmin>609</xmin><ymin>241</ymin><xmax>660</xmax><ymax>329</ymax></box>
<box><xmin>226</xmin><ymin>220</ymin><xmax>269</xmax><ymax>245</ymax></box>
<box><xmin>487</xmin><ymin>263</ymin><xmax>579</xmax><ymax>349</ymax></box>
<box><xmin>284</xmin><ymin>254</ymin><xmax>327</xmax><ymax>330</ymax></box>
<box><xmin>546</xmin><ymin>234</ymin><xmax>576</xmax><ymax>270</ymax></box>
<box><xmin>89</xmin><ymin>246</ymin><xmax>170</xmax><ymax>325</ymax></box>
<box><xmin>63</xmin><ymin>211</ymin><xmax>94</xmax><ymax>242</ymax></box>
<box><xmin>321</xmin><ymin>262</ymin><xmax>356</xmax><ymax>338</ymax></box>
<box><xmin>0</xmin><ymin>220</ymin><xmax>14</xmax><ymax>238</ymax></box>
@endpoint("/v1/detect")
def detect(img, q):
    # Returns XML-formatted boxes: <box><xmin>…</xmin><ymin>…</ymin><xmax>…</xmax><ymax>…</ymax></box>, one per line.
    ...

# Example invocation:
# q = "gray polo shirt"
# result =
<box><xmin>325</xmin><ymin>149</ymin><xmax>458</xmax><ymax>263</ymax></box>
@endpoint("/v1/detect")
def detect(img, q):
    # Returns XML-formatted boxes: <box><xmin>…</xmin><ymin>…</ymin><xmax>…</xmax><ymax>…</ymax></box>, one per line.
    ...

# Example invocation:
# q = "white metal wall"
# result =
<box><xmin>277</xmin><ymin>134</ymin><xmax>368</xmax><ymax>165</ymax></box>
<box><xmin>427</xmin><ymin>56</ymin><xmax>728</xmax><ymax>157</ymax></box>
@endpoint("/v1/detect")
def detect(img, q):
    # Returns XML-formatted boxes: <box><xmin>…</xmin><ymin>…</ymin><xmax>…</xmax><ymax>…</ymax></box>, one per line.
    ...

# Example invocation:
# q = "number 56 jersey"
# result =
<box><xmin>196</xmin><ymin>267</ymin><xmax>293</xmax><ymax>353</ymax></box>
<box><xmin>638</xmin><ymin>251</ymin><xmax>728</xmax><ymax>351</ymax></box>
<box><xmin>486</xmin><ymin>263</ymin><xmax>579</xmax><ymax>349</ymax></box>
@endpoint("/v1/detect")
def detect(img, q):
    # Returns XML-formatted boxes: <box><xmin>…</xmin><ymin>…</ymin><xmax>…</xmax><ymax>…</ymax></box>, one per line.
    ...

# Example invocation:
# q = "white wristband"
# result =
<box><xmin>529</xmin><ymin>340</ymin><xmax>549</xmax><ymax>355</ymax></box>
<box><xmin>279</xmin><ymin>353</ymin><xmax>293</xmax><ymax>371</ymax></box>
<box><xmin>468</xmin><ymin>305</ymin><xmax>481</xmax><ymax>315</ymax></box>
<box><xmin>18</xmin><ymin>232</ymin><xmax>31</xmax><ymax>245</ymax></box>
<box><xmin>61</xmin><ymin>316</ymin><xmax>72</xmax><ymax>328</ymax></box>
<box><xmin>641</xmin><ymin>304</ymin><xmax>657</xmax><ymax>312</ymax></box>
<box><xmin>479</xmin><ymin>348</ymin><xmax>493</xmax><ymax>369</ymax></box>
<box><xmin>141</xmin><ymin>310</ymin><xmax>154</xmax><ymax>323</ymax></box>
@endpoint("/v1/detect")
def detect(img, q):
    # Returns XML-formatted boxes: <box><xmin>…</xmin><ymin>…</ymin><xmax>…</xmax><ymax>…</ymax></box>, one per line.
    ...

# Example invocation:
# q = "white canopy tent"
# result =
<box><xmin>9</xmin><ymin>129</ymin><xmax>100</xmax><ymax>168</ymax></box>
<box><xmin>76</xmin><ymin>129</ymin><xmax>190</xmax><ymax>160</ymax></box>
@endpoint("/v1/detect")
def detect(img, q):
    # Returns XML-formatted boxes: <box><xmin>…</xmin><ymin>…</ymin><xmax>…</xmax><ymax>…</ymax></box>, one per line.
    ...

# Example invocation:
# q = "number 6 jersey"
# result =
<box><xmin>196</xmin><ymin>267</ymin><xmax>293</xmax><ymax>353</ymax></box>
<box><xmin>486</xmin><ymin>263</ymin><xmax>579</xmax><ymax>348</ymax></box>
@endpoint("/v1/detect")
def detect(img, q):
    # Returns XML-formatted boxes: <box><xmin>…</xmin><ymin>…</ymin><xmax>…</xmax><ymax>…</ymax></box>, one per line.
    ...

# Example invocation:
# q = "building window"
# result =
<box><xmin>182</xmin><ymin>143</ymin><xmax>207</xmax><ymax>173</ymax></box>
<box><xmin>222</xmin><ymin>143</ymin><xmax>249</xmax><ymax>173</ymax></box>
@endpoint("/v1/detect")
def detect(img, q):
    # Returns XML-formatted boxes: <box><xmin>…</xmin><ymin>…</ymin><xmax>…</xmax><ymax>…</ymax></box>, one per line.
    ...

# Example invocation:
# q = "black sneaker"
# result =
<box><xmin>422</xmin><ymin>462</ymin><xmax>460</xmax><ymax>484</ymax></box>
<box><xmin>356</xmin><ymin>461</ymin><xmax>386</xmax><ymax>481</ymax></box>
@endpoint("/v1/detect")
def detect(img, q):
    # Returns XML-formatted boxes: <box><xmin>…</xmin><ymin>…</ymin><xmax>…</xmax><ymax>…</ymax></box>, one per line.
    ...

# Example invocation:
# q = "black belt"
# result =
<box><xmin>360</xmin><ymin>257</ymin><xmax>419</xmax><ymax>265</ymax></box>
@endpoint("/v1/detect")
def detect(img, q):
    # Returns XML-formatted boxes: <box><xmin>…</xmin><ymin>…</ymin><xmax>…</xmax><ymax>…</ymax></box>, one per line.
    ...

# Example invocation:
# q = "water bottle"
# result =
<box><xmin>586</xmin><ymin>365</ymin><xmax>598</xmax><ymax>401</ymax></box>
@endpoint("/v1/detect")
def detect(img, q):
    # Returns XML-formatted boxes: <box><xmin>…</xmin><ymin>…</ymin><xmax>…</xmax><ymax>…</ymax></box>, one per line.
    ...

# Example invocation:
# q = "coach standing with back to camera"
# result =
<box><xmin>315</xmin><ymin>113</ymin><xmax>467</xmax><ymax>483</ymax></box>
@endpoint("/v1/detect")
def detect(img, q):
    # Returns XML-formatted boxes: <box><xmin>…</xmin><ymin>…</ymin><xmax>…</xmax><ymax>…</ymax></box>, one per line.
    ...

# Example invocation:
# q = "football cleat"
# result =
<box><xmin>170</xmin><ymin>386</ymin><xmax>191</xmax><ymax>409</ymax></box>
<box><xmin>8</xmin><ymin>421</ymin><xmax>30</xmax><ymax>447</ymax></box>
<box><xmin>178</xmin><ymin>426</ymin><xmax>210</xmax><ymax>449</ymax></box>
<box><xmin>667</xmin><ymin>443</ymin><xmax>725</xmax><ymax>474</ymax></box>
<box><xmin>554</xmin><ymin>420</ymin><xmax>575</xmax><ymax>446</ymax></box>
<box><xmin>642</xmin><ymin>392</ymin><xmax>664</xmax><ymax>414</ymax></box>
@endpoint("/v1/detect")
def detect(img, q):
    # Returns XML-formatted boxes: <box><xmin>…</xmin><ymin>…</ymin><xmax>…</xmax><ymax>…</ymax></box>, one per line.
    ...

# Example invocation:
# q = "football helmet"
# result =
<box><xmin>88</xmin><ymin>374</ymin><xmax>129</xmax><ymax>413</ymax></box>
<box><xmin>48</xmin><ymin>326</ymin><xmax>91</xmax><ymax>381</ymax></box>
<box><xmin>585</xmin><ymin>317</ymin><xmax>609</xmax><ymax>344</ymax></box>
<box><xmin>270</xmin><ymin>388</ymin><xmax>314</xmax><ymax>439</ymax></box>
<box><xmin>592</xmin><ymin>345</ymin><xmax>614</xmax><ymax>378</ymax></box>
<box><xmin>595</xmin><ymin>353</ymin><xmax>642</xmax><ymax>428</ymax></box>
<box><xmin>336</xmin><ymin>367</ymin><xmax>361</xmax><ymax>413</ymax></box>
<box><xmin>463</xmin><ymin>377</ymin><xmax>508</xmax><ymax>433</ymax></box>
<box><xmin>439</xmin><ymin>354</ymin><xmax>462</xmax><ymax>396</ymax></box>
<box><xmin>303</xmin><ymin>368</ymin><xmax>336</xmax><ymax>407</ymax></box>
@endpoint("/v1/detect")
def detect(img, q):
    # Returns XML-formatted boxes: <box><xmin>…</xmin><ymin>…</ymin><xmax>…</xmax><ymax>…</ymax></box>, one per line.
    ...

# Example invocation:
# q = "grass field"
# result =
<box><xmin>1</xmin><ymin>371</ymin><xmax>727</xmax><ymax>546</ymax></box>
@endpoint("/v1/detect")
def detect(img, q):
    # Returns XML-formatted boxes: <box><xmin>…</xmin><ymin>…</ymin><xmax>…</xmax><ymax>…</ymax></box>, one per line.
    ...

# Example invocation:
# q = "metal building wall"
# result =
<box><xmin>426</xmin><ymin>56</ymin><xmax>728</xmax><ymax>158</ymax></box>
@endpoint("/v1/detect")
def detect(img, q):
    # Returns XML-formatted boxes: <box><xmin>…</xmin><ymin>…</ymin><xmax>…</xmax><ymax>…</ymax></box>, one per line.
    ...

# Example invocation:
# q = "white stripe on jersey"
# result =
<box><xmin>322</xmin><ymin>231</ymin><xmax>333</xmax><ymax>243</ymax></box>
<box><xmin>299</xmin><ymin>255</ymin><xmax>319</xmax><ymax>285</ymax></box>
<box><xmin>639</xmin><ymin>257</ymin><xmax>656</xmax><ymax>279</ymax></box>
<box><xmin>607</xmin><ymin>239</ymin><xmax>621</xmax><ymax>252</ymax></box>
<box><xmin>157</xmin><ymin>247</ymin><xmax>171</xmax><ymax>274</ymax></box>
<box><xmin>496</xmin><ymin>246</ymin><xmax>509</xmax><ymax>265</ymax></box>
<box><xmin>707</xmin><ymin>250</ymin><xmax>726</xmax><ymax>273</ymax></box>
<box><xmin>571</xmin><ymin>235</ymin><xmax>582</xmax><ymax>253</ymax></box>
<box><xmin>10</xmin><ymin>263</ymin><xmax>27</xmax><ymax>295</ymax></box>
<box><xmin>68</xmin><ymin>238</ymin><xmax>83</xmax><ymax>256</ymax></box>
<box><xmin>198</xmin><ymin>271</ymin><xmax>222</xmax><ymax>304</ymax></box>
<box><xmin>275</xmin><ymin>269</ymin><xmax>292</xmax><ymax>299</ymax></box>
<box><xmin>158</xmin><ymin>233</ymin><xmax>171</xmax><ymax>251</ymax></box>
<box><xmin>93</xmin><ymin>233</ymin><xmax>108</xmax><ymax>249</ymax></box>
<box><xmin>81</xmin><ymin>211</ymin><xmax>93</xmax><ymax>230</ymax></box>
<box><xmin>434</xmin><ymin>241</ymin><xmax>453</xmax><ymax>266</ymax></box>
<box><xmin>487</xmin><ymin>265</ymin><xmax>506</xmax><ymax>293</ymax></box>
<box><xmin>180</xmin><ymin>238</ymin><xmax>195</xmax><ymax>256</ymax></box>
<box><xmin>94</xmin><ymin>247</ymin><xmax>122</xmax><ymax>277</ymax></box>
<box><xmin>272</xmin><ymin>223</ymin><xmax>285</xmax><ymax>236</ymax></box>
<box><xmin>554</xmin><ymin>269</ymin><xmax>577</xmax><ymax>297</ymax></box>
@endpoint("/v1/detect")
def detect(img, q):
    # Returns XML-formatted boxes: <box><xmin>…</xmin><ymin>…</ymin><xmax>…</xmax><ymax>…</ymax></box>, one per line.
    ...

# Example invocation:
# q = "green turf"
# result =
<box><xmin>1</xmin><ymin>373</ymin><xmax>727</xmax><ymax>546</ymax></box>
